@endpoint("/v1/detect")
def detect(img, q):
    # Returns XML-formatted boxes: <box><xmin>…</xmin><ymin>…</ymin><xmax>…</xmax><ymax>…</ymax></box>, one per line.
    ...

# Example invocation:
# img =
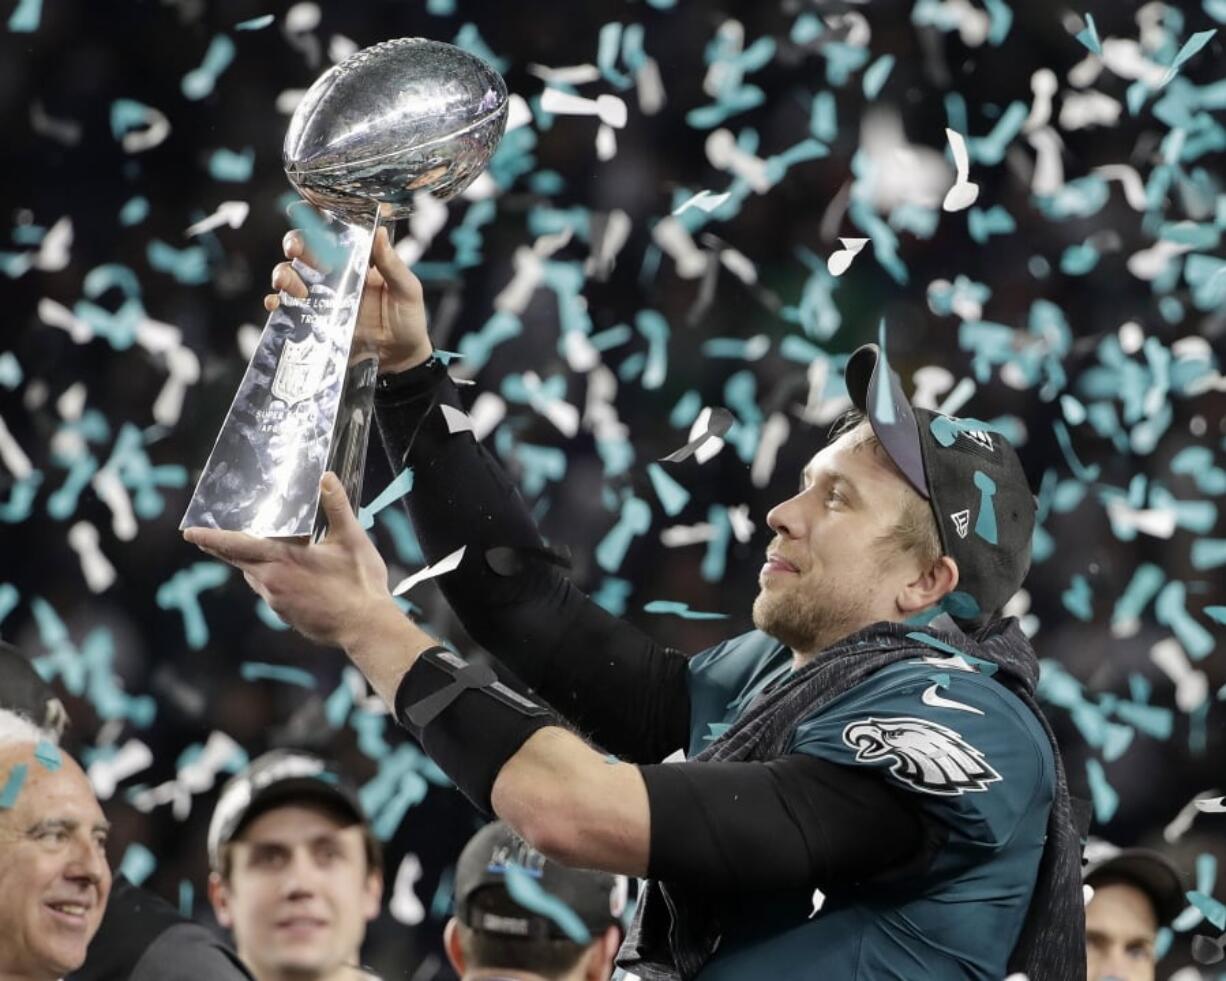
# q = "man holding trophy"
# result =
<box><xmin>185</xmin><ymin>34</ymin><xmax>1083</xmax><ymax>981</ymax></box>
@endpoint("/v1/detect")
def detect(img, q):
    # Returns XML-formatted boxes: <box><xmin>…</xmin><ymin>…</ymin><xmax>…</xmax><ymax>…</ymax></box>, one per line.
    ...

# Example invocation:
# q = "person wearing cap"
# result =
<box><xmin>1082</xmin><ymin>843</ymin><xmax>1185</xmax><ymax>981</ymax></box>
<box><xmin>0</xmin><ymin>641</ymin><xmax>253</xmax><ymax>981</ymax></box>
<box><xmin>206</xmin><ymin>749</ymin><xmax>384</xmax><ymax>981</ymax></box>
<box><xmin>187</xmin><ymin>235</ymin><xmax>1085</xmax><ymax>979</ymax></box>
<box><xmin>0</xmin><ymin>707</ymin><xmax>111</xmax><ymax>981</ymax></box>
<box><xmin>445</xmin><ymin>821</ymin><xmax>624</xmax><ymax>981</ymax></box>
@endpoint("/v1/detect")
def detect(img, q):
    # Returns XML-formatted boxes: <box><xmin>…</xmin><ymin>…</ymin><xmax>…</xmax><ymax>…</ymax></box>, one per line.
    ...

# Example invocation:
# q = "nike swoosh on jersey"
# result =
<box><xmin>921</xmin><ymin>684</ymin><xmax>985</xmax><ymax>715</ymax></box>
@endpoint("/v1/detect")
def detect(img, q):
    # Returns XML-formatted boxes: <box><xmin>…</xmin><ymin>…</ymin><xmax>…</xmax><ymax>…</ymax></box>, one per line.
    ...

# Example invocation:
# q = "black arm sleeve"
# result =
<box><xmin>373</xmin><ymin>361</ymin><xmax>691</xmax><ymax>763</ymax></box>
<box><xmin>639</xmin><ymin>753</ymin><xmax>943</xmax><ymax>893</ymax></box>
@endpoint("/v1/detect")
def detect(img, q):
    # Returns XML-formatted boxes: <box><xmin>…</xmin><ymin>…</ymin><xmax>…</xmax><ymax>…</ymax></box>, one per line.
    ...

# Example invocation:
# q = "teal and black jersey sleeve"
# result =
<box><xmin>788</xmin><ymin>659</ymin><xmax>1055</xmax><ymax>852</ymax></box>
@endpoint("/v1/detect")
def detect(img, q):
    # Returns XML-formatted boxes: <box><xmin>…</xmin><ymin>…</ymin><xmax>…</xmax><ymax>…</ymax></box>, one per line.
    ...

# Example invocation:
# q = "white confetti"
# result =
<box><xmin>185</xmin><ymin>200</ymin><xmax>250</xmax><ymax>237</ymax></box>
<box><xmin>152</xmin><ymin>345</ymin><xmax>201</xmax><ymax>427</ymax></box>
<box><xmin>596</xmin><ymin>122</ymin><xmax>617</xmax><ymax>161</ymax></box>
<box><xmin>284</xmin><ymin>2</ymin><xmax>320</xmax><ymax>33</ymax></box>
<box><xmin>672</xmin><ymin>190</ymin><xmax>732</xmax><ymax>216</ymax></box>
<box><xmin>389</xmin><ymin>853</ymin><xmax>426</xmax><ymax>925</ymax></box>
<box><xmin>705</xmin><ymin>128</ymin><xmax>770</xmax><ymax>193</ymax></box>
<box><xmin>1195</xmin><ymin>797</ymin><xmax>1226</xmax><ymax>814</ymax></box>
<box><xmin>750</xmin><ymin>412</ymin><xmax>789</xmax><ymax>488</ymax></box>
<box><xmin>727</xmin><ymin>504</ymin><xmax>754</xmax><ymax>544</ymax></box>
<box><xmin>826</xmin><ymin>237</ymin><xmax>869</xmax><ymax>277</ymax></box>
<box><xmin>522</xmin><ymin>371</ymin><xmax>580</xmax><ymax>437</ymax></box>
<box><xmin>36</xmin><ymin>217</ymin><xmax>73</xmax><ymax>272</ymax></box>
<box><xmin>527</xmin><ymin>63</ymin><xmax>601</xmax><ymax>85</ymax></box>
<box><xmin>1105</xmin><ymin>499</ymin><xmax>1178</xmax><ymax>540</ymax></box>
<box><xmin>660</xmin><ymin>523</ymin><xmax>716</xmax><ymax>547</ymax></box>
<box><xmin>67</xmin><ymin>521</ymin><xmax>117</xmax><ymax>593</ymax></box>
<box><xmin>88</xmin><ymin>738</ymin><xmax>153</xmax><ymax>800</ymax></box>
<box><xmin>941</xmin><ymin>128</ymin><xmax>979</xmax><ymax>212</ymax></box>
<box><xmin>809</xmin><ymin>887</ymin><xmax>826</xmax><ymax>918</ymax></box>
<box><xmin>328</xmin><ymin>34</ymin><xmax>358</xmax><ymax>64</ymax></box>
<box><xmin>911</xmin><ymin>365</ymin><xmax>956</xmax><ymax>409</ymax></box>
<box><xmin>1059</xmin><ymin>90</ymin><xmax>1123</xmax><ymax>130</ymax></box>
<box><xmin>1027</xmin><ymin>128</ymin><xmax>1065</xmax><ymax>196</ymax></box>
<box><xmin>635</xmin><ymin>56</ymin><xmax>666</xmax><ymax>115</ymax></box>
<box><xmin>275</xmin><ymin>88</ymin><xmax>306</xmax><ymax>114</ymax></box>
<box><xmin>505</xmin><ymin>93</ymin><xmax>534</xmax><ymax>133</ymax></box>
<box><xmin>0</xmin><ymin>413</ymin><xmax>33</xmax><ymax>479</ymax></box>
<box><xmin>652</xmin><ymin>217</ymin><xmax>709</xmax><ymax>279</ymax></box>
<box><xmin>1127</xmin><ymin>239</ymin><xmax>1192</xmax><ymax>281</ymax></box>
<box><xmin>392</xmin><ymin>546</ymin><xmax>466</xmax><ymax>597</ymax></box>
<box><xmin>1023</xmin><ymin>69</ymin><xmax>1057</xmax><ymax>132</ymax></box>
<box><xmin>468</xmin><ymin>392</ymin><xmax>506</xmax><ymax>442</ymax></box>
<box><xmin>1149</xmin><ymin>638</ymin><xmax>1209</xmax><ymax>712</ymax></box>
<box><xmin>539</xmin><ymin>88</ymin><xmax>627</xmax><ymax>128</ymax></box>
<box><xmin>1093</xmin><ymin>164</ymin><xmax>1149</xmax><ymax>210</ymax></box>
<box><xmin>440</xmin><ymin>404</ymin><xmax>474</xmax><ymax>435</ymax></box>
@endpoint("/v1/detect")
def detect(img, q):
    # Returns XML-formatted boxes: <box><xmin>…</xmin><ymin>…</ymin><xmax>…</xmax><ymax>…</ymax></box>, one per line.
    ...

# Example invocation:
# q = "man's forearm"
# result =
<box><xmin>342</xmin><ymin>600</ymin><xmax>438</xmax><ymax>706</ymax></box>
<box><xmin>491</xmin><ymin>728</ymin><xmax>650</xmax><ymax>877</ymax></box>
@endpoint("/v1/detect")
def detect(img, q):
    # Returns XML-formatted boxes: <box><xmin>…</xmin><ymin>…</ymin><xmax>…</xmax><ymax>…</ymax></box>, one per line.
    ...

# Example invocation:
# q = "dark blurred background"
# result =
<box><xmin>1</xmin><ymin>0</ymin><xmax>1224</xmax><ymax>977</ymax></box>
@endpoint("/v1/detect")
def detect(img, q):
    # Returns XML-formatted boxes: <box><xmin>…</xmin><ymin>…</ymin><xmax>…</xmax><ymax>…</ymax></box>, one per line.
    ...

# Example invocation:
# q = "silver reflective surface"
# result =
<box><xmin>181</xmin><ymin>214</ymin><xmax>381</xmax><ymax>538</ymax></box>
<box><xmin>284</xmin><ymin>37</ymin><xmax>508</xmax><ymax>224</ymax></box>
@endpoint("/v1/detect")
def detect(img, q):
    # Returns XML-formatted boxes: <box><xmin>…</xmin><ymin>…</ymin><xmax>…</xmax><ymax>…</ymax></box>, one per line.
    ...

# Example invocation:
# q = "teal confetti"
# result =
<box><xmin>1086</xmin><ymin>758</ymin><xmax>1119</xmax><ymax>823</ymax></box>
<box><xmin>254</xmin><ymin>599</ymin><xmax>289</xmax><ymax>632</ymax></box>
<box><xmin>208</xmin><ymin>146</ymin><xmax>255</xmax><ymax>182</ymax></box>
<box><xmin>1075</xmin><ymin>13</ymin><xmax>1102</xmax><ymax>54</ymax></box>
<box><xmin>642</xmin><ymin>601</ymin><xmax>728</xmax><ymax>620</ymax></box>
<box><xmin>7</xmin><ymin>0</ymin><xmax>41</xmax><ymax>32</ymax></box>
<box><xmin>119</xmin><ymin>842</ymin><xmax>156</xmax><ymax>886</ymax></box>
<box><xmin>359</xmin><ymin>467</ymin><xmax>415</xmax><ymax>530</ymax></box>
<box><xmin>1159</xmin><ymin>30</ymin><xmax>1217</xmax><ymax>87</ymax></box>
<box><xmin>701</xmin><ymin>505</ymin><xmax>733</xmax><ymax>583</ymax></box>
<box><xmin>968</xmin><ymin>205</ymin><xmax>1016</xmax><ymax>244</ymax></box>
<box><xmin>504</xmin><ymin>863</ymin><xmax>592</xmax><ymax>944</ymax></box>
<box><xmin>147</xmin><ymin>240</ymin><xmax>209</xmax><ymax>284</ymax></box>
<box><xmin>156</xmin><ymin>563</ymin><xmax>231</xmax><ymax>650</ymax></box>
<box><xmin>862</xmin><ymin>55</ymin><xmax>894</xmax><ymax>100</ymax></box>
<box><xmin>235</xmin><ymin>14</ymin><xmax>275</xmax><ymax>29</ymax></box>
<box><xmin>972</xmin><ymin>471</ymin><xmax>999</xmax><ymax>544</ymax></box>
<box><xmin>592</xmin><ymin>577</ymin><xmax>632</xmax><ymax>616</ymax></box>
<box><xmin>1206</xmin><ymin>607</ymin><xmax>1226</xmax><ymax>625</ymax></box>
<box><xmin>1190</xmin><ymin>539</ymin><xmax>1226</xmax><ymax>571</ymax></box>
<box><xmin>178</xmin><ymin>880</ymin><xmax>193</xmax><ymax>917</ymax></box>
<box><xmin>1052</xmin><ymin>420</ymin><xmax>1101</xmax><ymax>481</ymax></box>
<box><xmin>240</xmin><ymin>662</ymin><xmax>315</xmax><ymax>688</ymax></box>
<box><xmin>0</xmin><ymin>763</ymin><xmax>28</xmax><ymax>809</ymax></box>
<box><xmin>182</xmin><ymin>34</ymin><xmax>236</xmax><ymax>100</ymax></box>
<box><xmin>452</xmin><ymin>22</ymin><xmax>509</xmax><ymax>73</ymax></box>
<box><xmin>929</xmin><ymin>415</ymin><xmax>1001</xmax><ymax>449</ymax></box>
<box><xmin>966</xmin><ymin>101</ymin><xmax>1027</xmax><ymax>165</ymax></box>
<box><xmin>34</xmin><ymin>740</ymin><xmax>61</xmax><ymax>771</ymax></box>
<box><xmin>1062</xmin><ymin>574</ymin><xmax>1094</xmax><ymax>622</ymax></box>
<box><xmin>704</xmin><ymin>722</ymin><xmax>732</xmax><ymax>743</ymax></box>
<box><xmin>1112</xmin><ymin>564</ymin><xmax>1165</xmax><ymax>629</ymax></box>
<box><xmin>431</xmin><ymin>867</ymin><xmax>455</xmax><ymax>921</ymax></box>
<box><xmin>0</xmin><ymin>583</ymin><xmax>18</xmax><ymax>626</ymax></box>
<box><xmin>1155</xmin><ymin>581</ymin><xmax>1216</xmax><ymax>660</ymax></box>
<box><xmin>595</xmin><ymin>496</ymin><xmax>651</xmax><ymax>573</ymax></box>
<box><xmin>646</xmin><ymin>463</ymin><xmax>690</xmax><ymax>517</ymax></box>
<box><xmin>1060</xmin><ymin>241</ymin><xmax>1100</xmax><ymax>276</ymax></box>
<box><xmin>1188</xmin><ymin>892</ymin><xmax>1226</xmax><ymax>931</ymax></box>
<box><xmin>0</xmin><ymin>352</ymin><xmax>22</xmax><ymax>389</ymax></box>
<box><xmin>983</xmin><ymin>0</ymin><xmax>1013</xmax><ymax>44</ymax></box>
<box><xmin>459</xmin><ymin>311</ymin><xmax>522</xmax><ymax>374</ymax></box>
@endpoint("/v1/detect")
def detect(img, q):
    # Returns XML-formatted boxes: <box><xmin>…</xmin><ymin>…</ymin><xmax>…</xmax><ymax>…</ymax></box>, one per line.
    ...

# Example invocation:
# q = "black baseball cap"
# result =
<box><xmin>455</xmin><ymin>821</ymin><xmax>627</xmax><ymax>944</ymax></box>
<box><xmin>207</xmin><ymin>748</ymin><xmax>369</xmax><ymax>869</ymax></box>
<box><xmin>1083</xmin><ymin>843</ymin><xmax>1186</xmax><ymax>925</ymax></box>
<box><xmin>844</xmin><ymin>343</ymin><xmax>1036</xmax><ymax>624</ymax></box>
<box><xmin>0</xmin><ymin>640</ymin><xmax>69</xmax><ymax>736</ymax></box>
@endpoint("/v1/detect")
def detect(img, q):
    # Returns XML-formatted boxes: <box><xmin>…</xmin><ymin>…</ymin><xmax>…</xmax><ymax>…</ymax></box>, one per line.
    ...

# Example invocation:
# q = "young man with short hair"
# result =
<box><xmin>207</xmin><ymin>749</ymin><xmax>383</xmax><ymax>981</ymax></box>
<box><xmin>1082</xmin><ymin>843</ymin><xmax>1184</xmax><ymax>981</ymax></box>
<box><xmin>445</xmin><ymin>821</ymin><xmax>624</xmax><ymax>981</ymax></box>
<box><xmin>187</xmin><ymin>231</ymin><xmax>1087</xmax><ymax>979</ymax></box>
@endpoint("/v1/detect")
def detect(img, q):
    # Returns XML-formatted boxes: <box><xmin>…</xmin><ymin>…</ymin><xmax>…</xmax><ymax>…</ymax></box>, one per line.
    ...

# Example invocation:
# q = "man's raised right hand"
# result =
<box><xmin>265</xmin><ymin>225</ymin><xmax>433</xmax><ymax>374</ymax></box>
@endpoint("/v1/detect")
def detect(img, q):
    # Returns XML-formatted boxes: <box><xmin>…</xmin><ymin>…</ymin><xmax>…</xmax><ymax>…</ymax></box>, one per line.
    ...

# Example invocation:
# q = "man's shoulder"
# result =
<box><xmin>789</xmin><ymin>659</ymin><xmax>1054</xmax><ymax>833</ymax></box>
<box><xmin>130</xmin><ymin>922</ymin><xmax>254</xmax><ymax>981</ymax></box>
<box><xmin>688</xmin><ymin>629</ymin><xmax>785</xmax><ymax>679</ymax></box>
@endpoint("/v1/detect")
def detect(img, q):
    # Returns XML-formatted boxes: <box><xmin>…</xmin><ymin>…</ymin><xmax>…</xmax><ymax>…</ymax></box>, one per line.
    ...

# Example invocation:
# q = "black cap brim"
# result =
<box><xmin>844</xmin><ymin>344</ymin><xmax>930</xmax><ymax>501</ymax></box>
<box><xmin>1085</xmin><ymin>850</ymin><xmax>1186</xmax><ymax>925</ymax></box>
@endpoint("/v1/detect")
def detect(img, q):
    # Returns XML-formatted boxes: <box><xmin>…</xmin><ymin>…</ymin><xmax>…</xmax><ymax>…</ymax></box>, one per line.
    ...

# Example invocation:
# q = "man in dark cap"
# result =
<box><xmin>0</xmin><ymin>640</ymin><xmax>253</xmax><ymax>981</ymax></box>
<box><xmin>187</xmin><ymin>236</ymin><xmax>1087</xmax><ymax>979</ymax></box>
<box><xmin>1083</xmin><ymin>841</ymin><xmax>1185</xmax><ymax>981</ymax></box>
<box><xmin>206</xmin><ymin>749</ymin><xmax>383</xmax><ymax>981</ymax></box>
<box><xmin>445</xmin><ymin>820</ymin><xmax>624</xmax><ymax>981</ymax></box>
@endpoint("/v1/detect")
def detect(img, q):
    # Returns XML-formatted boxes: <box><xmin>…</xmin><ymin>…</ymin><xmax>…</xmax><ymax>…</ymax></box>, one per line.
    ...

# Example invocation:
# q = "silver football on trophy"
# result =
<box><xmin>284</xmin><ymin>37</ymin><xmax>509</xmax><ymax>223</ymax></box>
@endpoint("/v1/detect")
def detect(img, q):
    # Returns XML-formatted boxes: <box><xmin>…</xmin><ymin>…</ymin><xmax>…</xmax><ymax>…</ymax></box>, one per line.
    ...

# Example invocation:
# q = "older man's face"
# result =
<box><xmin>0</xmin><ymin>744</ymin><xmax>112</xmax><ymax>979</ymax></box>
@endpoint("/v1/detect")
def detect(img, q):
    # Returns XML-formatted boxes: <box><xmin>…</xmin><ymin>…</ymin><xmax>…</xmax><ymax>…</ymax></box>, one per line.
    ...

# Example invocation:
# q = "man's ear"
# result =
<box><xmin>208</xmin><ymin>872</ymin><xmax>234</xmax><ymax>929</ymax></box>
<box><xmin>362</xmin><ymin>868</ymin><xmax>384</xmax><ymax>923</ymax></box>
<box><xmin>443</xmin><ymin>918</ymin><xmax>466</xmax><ymax>977</ymax></box>
<box><xmin>897</xmin><ymin>555</ymin><xmax>959</xmax><ymax>616</ymax></box>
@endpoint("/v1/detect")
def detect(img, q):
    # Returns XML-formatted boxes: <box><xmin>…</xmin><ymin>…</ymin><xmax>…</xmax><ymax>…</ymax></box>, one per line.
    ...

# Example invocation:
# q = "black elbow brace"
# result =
<box><xmin>394</xmin><ymin>647</ymin><xmax>558</xmax><ymax>815</ymax></box>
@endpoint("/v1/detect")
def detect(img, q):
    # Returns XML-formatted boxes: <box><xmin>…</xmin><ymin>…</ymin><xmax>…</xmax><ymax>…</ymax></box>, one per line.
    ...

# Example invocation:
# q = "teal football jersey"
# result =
<box><xmin>682</xmin><ymin>630</ymin><xmax>1055</xmax><ymax>980</ymax></box>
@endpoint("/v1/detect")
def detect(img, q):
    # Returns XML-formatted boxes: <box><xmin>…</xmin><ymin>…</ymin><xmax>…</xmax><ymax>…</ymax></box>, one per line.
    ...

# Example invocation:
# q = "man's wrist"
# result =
<box><xmin>340</xmin><ymin>598</ymin><xmax>434</xmax><ymax>705</ymax></box>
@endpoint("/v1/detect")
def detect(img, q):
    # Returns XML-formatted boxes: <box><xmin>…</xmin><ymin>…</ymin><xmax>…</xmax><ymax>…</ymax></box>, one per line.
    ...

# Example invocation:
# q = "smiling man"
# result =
<box><xmin>206</xmin><ymin>750</ymin><xmax>383</xmax><ymax>981</ymax></box>
<box><xmin>186</xmin><ymin>234</ymin><xmax>1088</xmax><ymax>979</ymax></box>
<box><xmin>0</xmin><ymin>709</ymin><xmax>111</xmax><ymax>981</ymax></box>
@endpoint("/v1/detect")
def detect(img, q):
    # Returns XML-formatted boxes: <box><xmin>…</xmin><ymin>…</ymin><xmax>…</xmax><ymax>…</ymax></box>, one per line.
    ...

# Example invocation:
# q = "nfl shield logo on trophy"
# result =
<box><xmin>272</xmin><ymin>337</ymin><xmax>328</xmax><ymax>407</ymax></box>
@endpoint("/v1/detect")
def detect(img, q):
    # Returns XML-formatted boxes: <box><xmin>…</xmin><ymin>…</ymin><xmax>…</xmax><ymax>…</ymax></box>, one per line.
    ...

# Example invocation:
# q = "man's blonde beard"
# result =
<box><xmin>752</xmin><ymin>581</ymin><xmax>877</xmax><ymax>663</ymax></box>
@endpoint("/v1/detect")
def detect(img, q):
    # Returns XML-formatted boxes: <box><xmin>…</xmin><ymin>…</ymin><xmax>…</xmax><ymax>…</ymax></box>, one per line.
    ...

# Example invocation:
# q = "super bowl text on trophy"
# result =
<box><xmin>181</xmin><ymin>37</ymin><xmax>508</xmax><ymax>539</ymax></box>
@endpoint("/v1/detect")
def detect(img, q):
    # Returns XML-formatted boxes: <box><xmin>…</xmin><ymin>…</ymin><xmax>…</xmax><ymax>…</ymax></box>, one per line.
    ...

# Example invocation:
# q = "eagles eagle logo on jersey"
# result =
<box><xmin>841</xmin><ymin>716</ymin><xmax>1001</xmax><ymax>796</ymax></box>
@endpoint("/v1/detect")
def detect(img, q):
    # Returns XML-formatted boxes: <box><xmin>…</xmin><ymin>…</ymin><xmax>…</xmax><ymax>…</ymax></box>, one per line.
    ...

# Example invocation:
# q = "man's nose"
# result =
<box><xmin>65</xmin><ymin>837</ymin><xmax>108</xmax><ymax>889</ymax></box>
<box><xmin>282</xmin><ymin>849</ymin><xmax>323</xmax><ymax>897</ymax></box>
<box><xmin>765</xmin><ymin>494</ymin><xmax>804</xmax><ymax>539</ymax></box>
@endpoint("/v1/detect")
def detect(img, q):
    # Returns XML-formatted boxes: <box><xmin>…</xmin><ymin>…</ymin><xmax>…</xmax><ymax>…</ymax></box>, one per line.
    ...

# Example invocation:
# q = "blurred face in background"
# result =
<box><xmin>209</xmin><ymin>801</ymin><xmax>382</xmax><ymax>981</ymax></box>
<box><xmin>0</xmin><ymin>744</ymin><xmax>112</xmax><ymax>980</ymax></box>
<box><xmin>1085</xmin><ymin>881</ymin><xmax>1158</xmax><ymax>981</ymax></box>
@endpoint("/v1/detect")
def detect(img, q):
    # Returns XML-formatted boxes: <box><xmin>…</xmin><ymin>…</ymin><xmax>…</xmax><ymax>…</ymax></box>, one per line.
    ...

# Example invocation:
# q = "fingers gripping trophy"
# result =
<box><xmin>182</xmin><ymin>38</ymin><xmax>508</xmax><ymax>539</ymax></box>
